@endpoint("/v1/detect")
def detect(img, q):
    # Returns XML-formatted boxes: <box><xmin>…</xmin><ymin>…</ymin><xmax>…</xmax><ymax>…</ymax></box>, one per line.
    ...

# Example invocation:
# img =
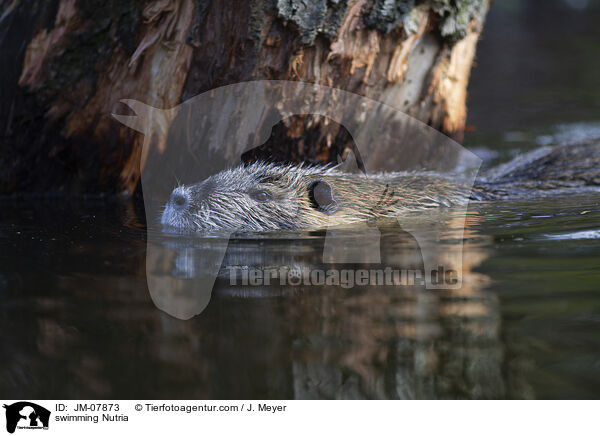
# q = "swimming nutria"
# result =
<box><xmin>160</xmin><ymin>141</ymin><xmax>600</xmax><ymax>232</ymax></box>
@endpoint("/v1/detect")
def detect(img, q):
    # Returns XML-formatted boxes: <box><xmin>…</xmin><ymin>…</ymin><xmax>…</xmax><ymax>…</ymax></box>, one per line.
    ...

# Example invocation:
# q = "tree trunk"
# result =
<box><xmin>0</xmin><ymin>0</ymin><xmax>489</xmax><ymax>195</ymax></box>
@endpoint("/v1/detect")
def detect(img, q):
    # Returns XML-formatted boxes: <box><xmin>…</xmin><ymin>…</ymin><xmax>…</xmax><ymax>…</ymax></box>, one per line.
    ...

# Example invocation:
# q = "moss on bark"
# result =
<box><xmin>277</xmin><ymin>0</ymin><xmax>489</xmax><ymax>45</ymax></box>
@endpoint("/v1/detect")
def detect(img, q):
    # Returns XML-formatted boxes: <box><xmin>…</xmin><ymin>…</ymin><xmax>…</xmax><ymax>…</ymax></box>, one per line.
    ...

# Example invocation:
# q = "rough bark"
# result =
<box><xmin>0</xmin><ymin>0</ymin><xmax>489</xmax><ymax>194</ymax></box>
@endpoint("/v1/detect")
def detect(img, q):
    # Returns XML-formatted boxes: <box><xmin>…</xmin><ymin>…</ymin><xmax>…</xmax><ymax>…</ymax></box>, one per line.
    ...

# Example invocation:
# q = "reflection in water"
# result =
<box><xmin>144</xmin><ymin>209</ymin><xmax>500</xmax><ymax>398</ymax></box>
<box><xmin>1</xmin><ymin>194</ymin><xmax>599</xmax><ymax>399</ymax></box>
<box><xmin>146</xmin><ymin>207</ymin><xmax>478</xmax><ymax>320</ymax></box>
<box><xmin>144</xmin><ymin>214</ymin><xmax>501</xmax><ymax>398</ymax></box>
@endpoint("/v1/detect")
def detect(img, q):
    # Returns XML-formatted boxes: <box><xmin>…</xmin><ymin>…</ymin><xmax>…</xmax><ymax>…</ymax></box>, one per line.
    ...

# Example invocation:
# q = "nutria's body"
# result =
<box><xmin>161</xmin><ymin>141</ymin><xmax>600</xmax><ymax>232</ymax></box>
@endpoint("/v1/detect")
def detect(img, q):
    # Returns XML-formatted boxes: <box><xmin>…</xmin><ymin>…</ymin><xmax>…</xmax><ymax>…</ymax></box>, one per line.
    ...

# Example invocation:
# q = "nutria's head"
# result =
<box><xmin>161</xmin><ymin>162</ymin><xmax>340</xmax><ymax>232</ymax></box>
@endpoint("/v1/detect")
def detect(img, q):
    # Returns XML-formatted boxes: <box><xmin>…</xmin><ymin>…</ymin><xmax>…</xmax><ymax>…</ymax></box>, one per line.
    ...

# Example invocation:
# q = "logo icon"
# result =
<box><xmin>3</xmin><ymin>402</ymin><xmax>50</xmax><ymax>434</ymax></box>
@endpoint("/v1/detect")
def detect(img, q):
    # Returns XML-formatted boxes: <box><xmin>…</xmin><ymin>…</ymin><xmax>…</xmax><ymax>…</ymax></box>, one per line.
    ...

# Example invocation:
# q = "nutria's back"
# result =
<box><xmin>161</xmin><ymin>141</ymin><xmax>600</xmax><ymax>232</ymax></box>
<box><xmin>473</xmin><ymin>140</ymin><xmax>600</xmax><ymax>199</ymax></box>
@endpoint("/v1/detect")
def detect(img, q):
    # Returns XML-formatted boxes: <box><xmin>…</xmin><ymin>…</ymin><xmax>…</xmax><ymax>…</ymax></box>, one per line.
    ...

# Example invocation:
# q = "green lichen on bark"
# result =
<box><xmin>276</xmin><ymin>0</ymin><xmax>349</xmax><ymax>43</ymax></box>
<box><xmin>276</xmin><ymin>0</ymin><xmax>488</xmax><ymax>45</ymax></box>
<box><xmin>363</xmin><ymin>0</ymin><xmax>415</xmax><ymax>34</ymax></box>
<box><xmin>365</xmin><ymin>0</ymin><xmax>488</xmax><ymax>42</ymax></box>
<box><xmin>429</xmin><ymin>0</ymin><xmax>489</xmax><ymax>41</ymax></box>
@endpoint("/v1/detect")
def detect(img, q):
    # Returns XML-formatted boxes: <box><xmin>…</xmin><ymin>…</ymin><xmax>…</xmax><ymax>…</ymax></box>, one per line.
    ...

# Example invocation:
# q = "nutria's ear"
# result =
<box><xmin>308</xmin><ymin>180</ymin><xmax>338</xmax><ymax>215</ymax></box>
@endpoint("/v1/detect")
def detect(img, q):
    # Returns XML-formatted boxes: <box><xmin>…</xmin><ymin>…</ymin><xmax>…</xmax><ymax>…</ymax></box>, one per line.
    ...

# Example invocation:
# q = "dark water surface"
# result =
<box><xmin>464</xmin><ymin>0</ymin><xmax>600</xmax><ymax>164</ymax></box>
<box><xmin>1</xmin><ymin>192</ymin><xmax>598</xmax><ymax>399</ymax></box>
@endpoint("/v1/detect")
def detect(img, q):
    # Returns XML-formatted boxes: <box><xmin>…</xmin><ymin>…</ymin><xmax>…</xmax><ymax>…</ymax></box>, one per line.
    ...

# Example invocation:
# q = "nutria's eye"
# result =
<box><xmin>251</xmin><ymin>190</ymin><xmax>272</xmax><ymax>203</ymax></box>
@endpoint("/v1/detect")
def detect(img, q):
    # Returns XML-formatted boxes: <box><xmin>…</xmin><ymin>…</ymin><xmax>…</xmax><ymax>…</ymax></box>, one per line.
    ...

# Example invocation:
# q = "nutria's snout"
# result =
<box><xmin>161</xmin><ymin>186</ymin><xmax>192</xmax><ymax>229</ymax></box>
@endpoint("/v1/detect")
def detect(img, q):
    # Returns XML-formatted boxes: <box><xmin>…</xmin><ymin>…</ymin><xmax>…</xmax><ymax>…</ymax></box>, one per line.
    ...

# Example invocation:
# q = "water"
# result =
<box><xmin>464</xmin><ymin>0</ymin><xmax>600</xmax><ymax>161</ymax></box>
<box><xmin>0</xmin><ymin>192</ymin><xmax>598</xmax><ymax>399</ymax></box>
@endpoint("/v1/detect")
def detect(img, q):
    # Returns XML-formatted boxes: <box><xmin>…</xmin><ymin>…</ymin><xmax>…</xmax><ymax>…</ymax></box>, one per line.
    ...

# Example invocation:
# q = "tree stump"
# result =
<box><xmin>0</xmin><ymin>0</ymin><xmax>490</xmax><ymax>194</ymax></box>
